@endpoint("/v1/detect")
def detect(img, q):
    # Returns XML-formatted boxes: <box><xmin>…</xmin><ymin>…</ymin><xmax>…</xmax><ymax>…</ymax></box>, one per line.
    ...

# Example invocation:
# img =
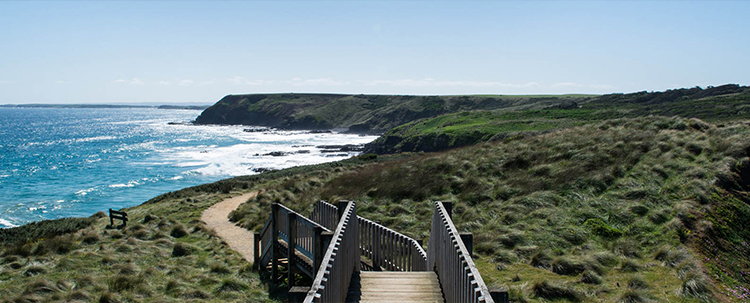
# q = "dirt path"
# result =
<box><xmin>201</xmin><ymin>192</ymin><xmax>258</xmax><ymax>263</ymax></box>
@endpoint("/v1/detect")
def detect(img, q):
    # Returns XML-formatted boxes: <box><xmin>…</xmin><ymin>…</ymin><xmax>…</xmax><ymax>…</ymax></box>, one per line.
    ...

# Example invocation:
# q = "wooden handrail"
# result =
<box><xmin>428</xmin><ymin>201</ymin><xmax>494</xmax><ymax>303</ymax></box>
<box><xmin>255</xmin><ymin>203</ymin><xmax>332</xmax><ymax>278</ymax></box>
<box><xmin>358</xmin><ymin>216</ymin><xmax>427</xmax><ymax>271</ymax></box>
<box><xmin>310</xmin><ymin>200</ymin><xmax>339</xmax><ymax>230</ymax></box>
<box><xmin>304</xmin><ymin>201</ymin><xmax>359</xmax><ymax>303</ymax></box>
<box><xmin>312</xmin><ymin>201</ymin><xmax>427</xmax><ymax>272</ymax></box>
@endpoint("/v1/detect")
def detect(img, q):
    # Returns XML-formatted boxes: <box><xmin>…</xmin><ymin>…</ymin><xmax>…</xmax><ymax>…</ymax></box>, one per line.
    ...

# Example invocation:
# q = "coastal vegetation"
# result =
<box><xmin>194</xmin><ymin>93</ymin><xmax>594</xmax><ymax>133</ymax></box>
<box><xmin>2</xmin><ymin>85</ymin><xmax>750</xmax><ymax>302</ymax></box>
<box><xmin>226</xmin><ymin>116</ymin><xmax>750</xmax><ymax>302</ymax></box>
<box><xmin>365</xmin><ymin>84</ymin><xmax>750</xmax><ymax>154</ymax></box>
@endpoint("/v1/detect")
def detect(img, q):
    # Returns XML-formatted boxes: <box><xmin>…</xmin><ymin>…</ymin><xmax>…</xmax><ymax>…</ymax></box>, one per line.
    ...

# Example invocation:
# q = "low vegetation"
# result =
<box><xmin>229</xmin><ymin>116</ymin><xmax>750</xmax><ymax>302</ymax></box>
<box><xmin>3</xmin><ymin>85</ymin><xmax>750</xmax><ymax>302</ymax></box>
<box><xmin>365</xmin><ymin>84</ymin><xmax>750</xmax><ymax>154</ymax></box>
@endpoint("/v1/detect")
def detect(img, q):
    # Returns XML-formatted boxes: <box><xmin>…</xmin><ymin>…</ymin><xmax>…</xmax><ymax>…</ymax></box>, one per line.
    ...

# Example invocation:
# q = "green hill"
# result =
<box><xmin>365</xmin><ymin>84</ymin><xmax>750</xmax><ymax>154</ymax></box>
<box><xmin>193</xmin><ymin>93</ymin><xmax>594</xmax><ymax>133</ymax></box>
<box><xmin>228</xmin><ymin>116</ymin><xmax>750</xmax><ymax>302</ymax></box>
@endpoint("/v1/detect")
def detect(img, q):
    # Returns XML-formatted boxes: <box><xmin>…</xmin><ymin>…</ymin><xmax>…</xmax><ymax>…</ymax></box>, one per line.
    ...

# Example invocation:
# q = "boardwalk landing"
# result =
<box><xmin>346</xmin><ymin>272</ymin><xmax>444</xmax><ymax>303</ymax></box>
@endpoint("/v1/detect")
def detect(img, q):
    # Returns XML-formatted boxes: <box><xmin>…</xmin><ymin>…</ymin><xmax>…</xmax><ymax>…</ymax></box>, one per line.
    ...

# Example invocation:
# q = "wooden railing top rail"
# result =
<box><xmin>358</xmin><ymin>216</ymin><xmax>428</xmax><ymax>266</ymax></box>
<box><xmin>276</xmin><ymin>203</ymin><xmax>331</xmax><ymax>232</ymax></box>
<box><xmin>431</xmin><ymin>201</ymin><xmax>494</xmax><ymax>303</ymax></box>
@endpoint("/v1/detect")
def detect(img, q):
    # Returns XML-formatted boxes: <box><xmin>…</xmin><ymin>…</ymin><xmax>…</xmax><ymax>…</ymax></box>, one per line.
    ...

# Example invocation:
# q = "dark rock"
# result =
<box><xmin>251</xmin><ymin>167</ymin><xmax>275</xmax><ymax>173</ymax></box>
<box><xmin>243</xmin><ymin>127</ymin><xmax>271</xmax><ymax>133</ymax></box>
<box><xmin>324</xmin><ymin>153</ymin><xmax>349</xmax><ymax>158</ymax></box>
<box><xmin>317</xmin><ymin>144</ymin><xmax>364</xmax><ymax>152</ymax></box>
<box><xmin>262</xmin><ymin>151</ymin><xmax>288</xmax><ymax>157</ymax></box>
<box><xmin>308</xmin><ymin>130</ymin><xmax>332</xmax><ymax>134</ymax></box>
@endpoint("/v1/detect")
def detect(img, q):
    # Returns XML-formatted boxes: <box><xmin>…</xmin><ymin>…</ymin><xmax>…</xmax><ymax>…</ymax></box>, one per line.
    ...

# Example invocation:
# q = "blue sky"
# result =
<box><xmin>1</xmin><ymin>1</ymin><xmax>748</xmax><ymax>104</ymax></box>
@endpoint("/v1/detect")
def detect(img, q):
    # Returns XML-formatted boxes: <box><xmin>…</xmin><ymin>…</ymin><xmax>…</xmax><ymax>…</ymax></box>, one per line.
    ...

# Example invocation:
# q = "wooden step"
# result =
<box><xmin>346</xmin><ymin>271</ymin><xmax>444</xmax><ymax>303</ymax></box>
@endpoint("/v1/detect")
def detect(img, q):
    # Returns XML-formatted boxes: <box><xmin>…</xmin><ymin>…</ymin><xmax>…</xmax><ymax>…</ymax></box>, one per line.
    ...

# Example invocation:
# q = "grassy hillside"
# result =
<box><xmin>365</xmin><ymin>84</ymin><xmax>750</xmax><ymax>154</ymax></box>
<box><xmin>228</xmin><ymin>116</ymin><xmax>750</xmax><ymax>302</ymax></box>
<box><xmin>2</xmin><ymin>117</ymin><xmax>750</xmax><ymax>301</ymax></box>
<box><xmin>194</xmin><ymin>93</ymin><xmax>593</xmax><ymax>133</ymax></box>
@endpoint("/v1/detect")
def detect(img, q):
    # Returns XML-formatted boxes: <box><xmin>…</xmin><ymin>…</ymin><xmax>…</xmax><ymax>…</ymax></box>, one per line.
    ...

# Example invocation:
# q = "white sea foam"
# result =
<box><xmin>109</xmin><ymin>180</ymin><xmax>140</xmax><ymax>188</ymax></box>
<box><xmin>0</xmin><ymin>218</ymin><xmax>18</xmax><ymax>228</ymax></box>
<box><xmin>170</xmin><ymin>131</ymin><xmax>379</xmax><ymax>177</ymax></box>
<box><xmin>75</xmin><ymin>187</ymin><xmax>97</xmax><ymax>196</ymax></box>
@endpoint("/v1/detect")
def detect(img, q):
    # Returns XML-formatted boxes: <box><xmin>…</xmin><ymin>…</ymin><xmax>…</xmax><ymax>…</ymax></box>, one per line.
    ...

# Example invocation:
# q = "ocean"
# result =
<box><xmin>0</xmin><ymin>107</ymin><xmax>377</xmax><ymax>228</ymax></box>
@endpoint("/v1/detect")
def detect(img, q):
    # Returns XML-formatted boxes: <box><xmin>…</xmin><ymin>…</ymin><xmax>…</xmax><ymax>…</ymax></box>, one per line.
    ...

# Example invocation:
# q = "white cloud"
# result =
<box><xmin>114</xmin><ymin>78</ymin><xmax>144</xmax><ymax>85</ymax></box>
<box><xmin>552</xmin><ymin>82</ymin><xmax>614</xmax><ymax>90</ymax></box>
<box><xmin>359</xmin><ymin>78</ymin><xmax>540</xmax><ymax>88</ymax></box>
<box><xmin>291</xmin><ymin>77</ymin><xmax>350</xmax><ymax>86</ymax></box>
<box><xmin>0</xmin><ymin>80</ymin><xmax>12</xmax><ymax>84</ymax></box>
<box><xmin>552</xmin><ymin>82</ymin><xmax>582</xmax><ymax>88</ymax></box>
<box><xmin>179</xmin><ymin>79</ymin><xmax>194</xmax><ymax>86</ymax></box>
<box><xmin>55</xmin><ymin>80</ymin><xmax>65</xmax><ymax>84</ymax></box>
<box><xmin>227</xmin><ymin>76</ymin><xmax>244</xmax><ymax>85</ymax></box>
<box><xmin>158</xmin><ymin>81</ymin><xmax>170</xmax><ymax>86</ymax></box>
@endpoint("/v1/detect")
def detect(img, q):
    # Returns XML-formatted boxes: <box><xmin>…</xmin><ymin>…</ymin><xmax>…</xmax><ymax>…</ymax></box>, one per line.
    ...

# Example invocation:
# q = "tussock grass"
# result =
<box><xmin>5</xmin><ymin>115</ymin><xmax>750</xmax><ymax>302</ymax></box>
<box><xmin>532</xmin><ymin>280</ymin><xmax>584</xmax><ymax>302</ymax></box>
<box><xmin>580</xmin><ymin>270</ymin><xmax>602</xmax><ymax>285</ymax></box>
<box><xmin>619</xmin><ymin>289</ymin><xmax>650</xmax><ymax>303</ymax></box>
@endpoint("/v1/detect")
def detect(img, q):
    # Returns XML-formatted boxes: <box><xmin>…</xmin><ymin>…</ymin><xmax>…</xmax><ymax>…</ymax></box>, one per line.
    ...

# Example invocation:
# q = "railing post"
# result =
<box><xmin>337</xmin><ymin>201</ymin><xmax>347</xmax><ymax>220</ymax></box>
<box><xmin>442</xmin><ymin>201</ymin><xmax>453</xmax><ymax>218</ymax></box>
<box><xmin>289</xmin><ymin>286</ymin><xmax>309</xmax><ymax>303</ymax></box>
<box><xmin>313</xmin><ymin>225</ymin><xmax>323</xmax><ymax>276</ymax></box>
<box><xmin>287</xmin><ymin>212</ymin><xmax>297</xmax><ymax>289</ymax></box>
<box><xmin>253</xmin><ymin>232</ymin><xmax>261</xmax><ymax>270</ymax></box>
<box><xmin>460</xmin><ymin>232</ymin><xmax>473</xmax><ymax>257</ymax></box>
<box><xmin>491</xmin><ymin>287</ymin><xmax>509</xmax><ymax>303</ymax></box>
<box><xmin>321</xmin><ymin>231</ymin><xmax>334</xmax><ymax>258</ymax></box>
<box><xmin>271</xmin><ymin>203</ymin><xmax>279</xmax><ymax>282</ymax></box>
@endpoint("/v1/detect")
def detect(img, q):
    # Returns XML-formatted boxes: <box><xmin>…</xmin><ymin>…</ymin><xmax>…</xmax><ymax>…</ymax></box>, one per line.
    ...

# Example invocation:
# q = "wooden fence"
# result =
<box><xmin>428</xmin><ymin>201</ymin><xmax>494</xmax><ymax>303</ymax></box>
<box><xmin>358</xmin><ymin>216</ymin><xmax>427</xmax><ymax>271</ymax></box>
<box><xmin>304</xmin><ymin>201</ymin><xmax>359</xmax><ymax>303</ymax></box>
<box><xmin>254</xmin><ymin>203</ymin><xmax>331</xmax><ymax>285</ymax></box>
<box><xmin>309</xmin><ymin>200</ymin><xmax>339</xmax><ymax>230</ymax></box>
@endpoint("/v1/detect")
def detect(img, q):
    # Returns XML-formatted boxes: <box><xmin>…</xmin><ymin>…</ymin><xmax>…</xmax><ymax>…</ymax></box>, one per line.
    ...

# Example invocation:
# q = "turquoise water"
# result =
<box><xmin>0</xmin><ymin>108</ymin><xmax>376</xmax><ymax>228</ymax></box>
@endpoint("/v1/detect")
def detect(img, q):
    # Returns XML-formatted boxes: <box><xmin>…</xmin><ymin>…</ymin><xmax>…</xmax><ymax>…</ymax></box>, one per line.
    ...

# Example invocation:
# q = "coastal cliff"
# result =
<box><xmin>193</xmin><ymin>93</ymin><xmax>593</xmax><ymax>133</ymax></box>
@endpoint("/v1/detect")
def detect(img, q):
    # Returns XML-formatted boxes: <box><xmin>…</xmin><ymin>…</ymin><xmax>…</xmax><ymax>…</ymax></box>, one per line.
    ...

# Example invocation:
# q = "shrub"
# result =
<box><xmin>80</xmin><ymin>232</ymin><xmax>101</xmax><ymax>245</ymax></box>
<box><xmin>215</xmin><ymin>279</ymin><xmax>249</xmax><ymax>293</ymax></box>
<box><xmin>499</xmin><ymin>231</ymin><xmax>526</xmax><ymax>248</ymax></box>
<box><xmin>171</xmin><ymin>243</ymin><xmax>193</xmax><ymax>257</ymax></box>
<box><xmin>550</xmin><ymin>257</ymin><xmax>586</xmax><ymax>276</ymax></box>
<box><xmin>532</xmin><ymin>280</ymin><xmax>583</xmax><ymax>302</ymax></box>
<box><xmin>580</xmin><ymin>270</ymin><xmax>602</xmax><ymax>285</ymax></box>
<box><xmin>680</xmin><ymin>271</ymin><xmax>713</xmax><ymax>301</ymax></box>
<box><xmin>210</xmin><ymin>263</ymin><xmax>232</xmax><ymax>275</ymax></box>
<box><xmin>627</xmin><ymin>276</ymin><xmax>649</xmax><ymax>289</ymax></box>
<box><xmin>620</xmin><ymin>259</ymin><xmax>641</xmax><ymax>272</ymax></box>
<box><xmin>182</xmin><ymin>290</ymin><xmax>210</xmax><ymax>299</ymax></box>
<box><xmin>530</xmin><ymin>251</ymin><xmax>553</xmax><ymax>269</ymax></box>
<box><xmin>170</xmin><ymin>224</ymin><xmax>188</xmax><ymax>238</ymax></box>
<box><xmin>108</xmin><ymin>274</ymin><xmax>141</xmax><ymax>292</ymax></box>
<box><xmin>98</xmin><ymin>291</ymin><xmax>119</xmax><ymax>303</ymax></box>
<box><xmin>619</xmin><ymin>290</ymin><xmax>649</xmax><ymax>303</ymax></box>
<box><xmin>584</xmin><ymin>218</ymin><xmax>622</xmax><ymax>238</ymax></box>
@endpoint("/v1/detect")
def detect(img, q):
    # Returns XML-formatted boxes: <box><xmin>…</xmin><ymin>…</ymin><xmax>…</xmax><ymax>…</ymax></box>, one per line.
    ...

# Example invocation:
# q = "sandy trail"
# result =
<box><xmin>201</xmin><ymin>192</ymin><xmax>258</xmax><ymax>263</ymax></box>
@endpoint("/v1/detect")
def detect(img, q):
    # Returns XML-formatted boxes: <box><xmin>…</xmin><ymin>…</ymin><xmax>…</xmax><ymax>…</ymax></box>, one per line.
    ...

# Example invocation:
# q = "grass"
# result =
<box><xmin>228</xmin><ymin>115</ymin><xmax>750</xmax><ymax>302</ymax></box>
<box><xmin>3</xmin><ymin>114</ymin><xmax>750</xmax><ymax>302</ymax></box>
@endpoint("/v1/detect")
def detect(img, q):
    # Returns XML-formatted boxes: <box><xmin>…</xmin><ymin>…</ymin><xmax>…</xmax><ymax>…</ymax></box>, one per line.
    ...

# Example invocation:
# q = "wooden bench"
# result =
<box><xmin>109</xmin><ymin>209</ymin><xmax>128</xmax><ymax>228</ymax></box>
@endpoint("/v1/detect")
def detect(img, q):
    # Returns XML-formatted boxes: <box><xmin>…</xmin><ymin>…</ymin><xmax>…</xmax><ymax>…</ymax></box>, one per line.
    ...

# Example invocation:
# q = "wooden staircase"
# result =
<box><xmin>345</xmin><ymin>271</ymin><xmax>444</xmax><ymax>303</ymax></box>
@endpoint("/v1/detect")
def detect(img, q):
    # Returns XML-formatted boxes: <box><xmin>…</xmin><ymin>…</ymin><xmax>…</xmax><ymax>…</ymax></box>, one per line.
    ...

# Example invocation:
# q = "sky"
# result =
<box><xmin>1</xmin><ymin>1</ymin><xmax>749</xmax><ymax>104</ymax></box>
